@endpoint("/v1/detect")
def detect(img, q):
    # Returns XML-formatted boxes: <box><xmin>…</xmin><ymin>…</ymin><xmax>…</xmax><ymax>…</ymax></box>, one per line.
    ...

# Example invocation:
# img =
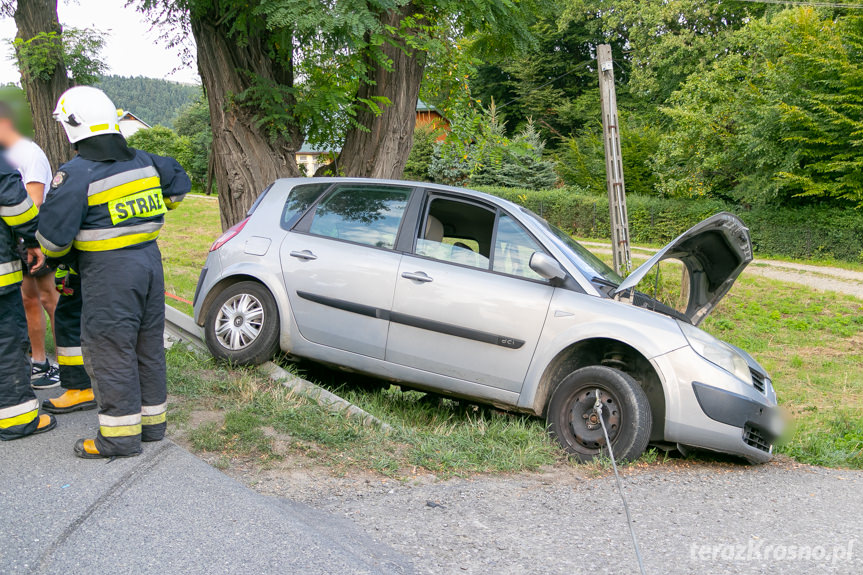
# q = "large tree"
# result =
<box><xmin>138</xmin><ymin>0</ymin><xmax>544</xmax><ymax>228</ymax></box>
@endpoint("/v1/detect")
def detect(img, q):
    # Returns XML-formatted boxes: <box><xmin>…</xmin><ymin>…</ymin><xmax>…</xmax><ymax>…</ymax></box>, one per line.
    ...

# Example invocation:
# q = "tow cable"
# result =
<box><xmin>594</xmin><ymin>389</ymin><xmax>647</xmax><ymax>575</ymax></box>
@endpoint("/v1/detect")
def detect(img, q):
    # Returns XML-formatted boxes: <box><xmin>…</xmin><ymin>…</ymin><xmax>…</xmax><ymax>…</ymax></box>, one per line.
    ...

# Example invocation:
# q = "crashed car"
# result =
<box><xmin>193</xmin><ymin>178</ymin><xmax>781</xmax><ymax>463</ymax></box>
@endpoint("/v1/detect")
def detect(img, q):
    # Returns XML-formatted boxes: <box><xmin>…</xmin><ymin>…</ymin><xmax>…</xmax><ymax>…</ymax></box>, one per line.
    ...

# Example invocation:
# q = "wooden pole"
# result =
<box><xmin>597</xmin><ymin>44</ymin><xmax>631</xmax><ymax>275</ymax></box>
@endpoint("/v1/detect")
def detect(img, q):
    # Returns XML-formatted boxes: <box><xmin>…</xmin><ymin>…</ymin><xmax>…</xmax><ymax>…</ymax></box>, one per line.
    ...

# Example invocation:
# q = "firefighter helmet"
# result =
<box><xmin>53</xmin><ymin>86</ymin><xmax>122</xmax><ymax>144</ymax></box>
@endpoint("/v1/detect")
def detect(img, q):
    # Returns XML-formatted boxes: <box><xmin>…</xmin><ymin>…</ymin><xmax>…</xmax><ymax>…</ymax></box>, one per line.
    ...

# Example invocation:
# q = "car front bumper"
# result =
<box><xmin>653</xmin><ymin>346</ymin><xmax>781</xmax><ymax>463</ymax></box>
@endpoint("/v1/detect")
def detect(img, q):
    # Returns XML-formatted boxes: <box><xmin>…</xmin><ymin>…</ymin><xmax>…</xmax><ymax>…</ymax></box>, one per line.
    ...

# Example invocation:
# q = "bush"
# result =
<box><xmin>403</xmin><ymin>123</ymin><xmax>440</xmax><ymax>182</ymax></box>
<box><xmin>478</xmin><ymin>186</ymin><xmax>863</xmax><ymax>262</ymax></box>
<box><xmin>127</xmin><ymin>126</ymin><xmax>194</xmax><ymax>179</ymax></box>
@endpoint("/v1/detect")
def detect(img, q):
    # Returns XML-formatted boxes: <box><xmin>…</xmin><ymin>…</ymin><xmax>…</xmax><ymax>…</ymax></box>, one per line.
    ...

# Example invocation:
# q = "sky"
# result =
<box><xmin>0</xmin><ymin>0</ymin><xmax>200</xmax><ymax>85</ymax></box>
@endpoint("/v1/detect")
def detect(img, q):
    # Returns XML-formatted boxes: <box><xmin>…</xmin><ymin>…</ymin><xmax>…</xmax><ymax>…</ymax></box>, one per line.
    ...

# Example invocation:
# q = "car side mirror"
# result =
<box><xmin>529</xmin><ymin>252</ymin><xmax>566</xmax><ymax>281</ymax></box>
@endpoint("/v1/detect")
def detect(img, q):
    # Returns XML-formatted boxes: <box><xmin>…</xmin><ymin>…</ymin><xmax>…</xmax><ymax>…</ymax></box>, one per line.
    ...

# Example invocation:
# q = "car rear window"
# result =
<box><xmin>307</xmin><ymin>185</ymin><xmax>411</xmax><ymax>250</ymax></box>
<box><xmin>280</xmin><ymin>183</ymin><xmax>331</xmax><ymax>230</ymax></box>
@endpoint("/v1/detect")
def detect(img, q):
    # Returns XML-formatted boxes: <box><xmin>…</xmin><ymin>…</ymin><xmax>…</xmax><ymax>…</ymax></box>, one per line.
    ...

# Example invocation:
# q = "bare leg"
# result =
<box><xmin>35</xmin><ymin>273</ymin><xmax>58</xmax><ymax>337</ymax></box>
<box><xmin>20</xmin><ymin>276</ymin><xmax>46</xmax><ymax>363</ymax></box>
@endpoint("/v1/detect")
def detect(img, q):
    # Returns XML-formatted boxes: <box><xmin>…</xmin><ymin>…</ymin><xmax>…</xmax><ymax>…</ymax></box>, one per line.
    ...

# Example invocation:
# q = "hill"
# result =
<box><xmin>96</xmin><ymin>75</ymin><xmax>201</xmax><ymax>128</ymax></box>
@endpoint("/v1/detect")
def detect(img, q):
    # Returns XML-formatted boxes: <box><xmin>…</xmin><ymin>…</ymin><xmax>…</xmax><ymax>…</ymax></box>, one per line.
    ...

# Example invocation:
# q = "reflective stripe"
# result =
<box><xmin>57</xmin><ymin>346</ymin><xmax>82</xmax><ymax>357</ymax></box>
<box><xmin>0</xmin><ymin>398</ymin><xmax>39</xmax><ymax>420</ymax></box>
<box><xmin>90</xmin><ymin>123</ymin><xmax>110</xmax><ymax>132</ymax></box>
<box><xmin>98</xmin><ymin>413</ymin><xmax>141</xmax><ymax>427</ymax></box>
<box><xmin>0</xmin><ymin>408</ymin><xmax>38</xmax><ymax>429</ymax></box>
<box><xmin>37</xmin><ymin>230</ymin><xmax>73</xmax><ymax>258</ymax></box>
<box><xmin>73</xmin><ymin>221</ymin><xmax>163</xmax><ymax>252</ymax></box>
<box><xmin>141</xmin><ymin>402</ymin><xmax>167</xmax><ymax>416</ymax></box>
<box><xmin>87</xmin><ymin>167</ymin><xmax>159</xmax><ymax>205</ymax></box>
<box><xmin>1</xmin><ymin>202</ymin><xmax>38</xmax><ymax>226</ymax></box>
<box><xmin>0</xmin><ymin>260</ymin><xmax>22</xmax><ymax>275</ymax></box>
<box><xmin>88</xmin><ymin>176</ymin><xmax>161</xmax><ymax>207</ymax></box>
<box><xmin>0</xmin><ymin>270</ymin><xmax>23</xmax><ymax>287</ymax></box>
<box><xmin>100</xmin><ymin>424</ymin><xmax>142</xmax><ymax>437</ymax></box>
<box><xmin>57</xmin><ymin>352</ymin><xmax>84</xmax><ymax>366</ymax></box>
<box><xmin>141</xmin><ymin>413</ymin><xmax>166</xmax><ymax>425</ymax></box>
<box><xmin>0</xmin><ymin>196</ymin><xmax>34</xmax><ymax>216</ymax></box>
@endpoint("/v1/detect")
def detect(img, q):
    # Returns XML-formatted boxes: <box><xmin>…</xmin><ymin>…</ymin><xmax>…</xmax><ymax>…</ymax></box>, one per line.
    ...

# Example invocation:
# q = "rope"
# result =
<box><xmin>165</xmin><ymin>291</ymin><xmax>193</xmax><ymax>305</ymax></box>
<box><xmin>595</xmin><ymin>390</ymin><xmax>647</xmax><ymax>575</ymax></box>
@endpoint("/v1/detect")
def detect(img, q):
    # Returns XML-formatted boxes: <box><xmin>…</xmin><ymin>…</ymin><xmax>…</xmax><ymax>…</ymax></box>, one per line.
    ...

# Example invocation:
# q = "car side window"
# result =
<box><xmin>281</xmin><ymin>183</ymin><xmax>331</xmax><ymax>229</ymax></box>
<box><xmin>493</xmin><ymin>214</ymin><xmax>545</xmax><ymax>281</ymax></box>
<box><xmin>308</xmin><ymin>185</ymin><xmax>411</xmax><ymax>249</ymax></box>
<box><xmin>415</xmin><ymin>198</ymin><xmax>495</xmax><ymax>270</ymax></box>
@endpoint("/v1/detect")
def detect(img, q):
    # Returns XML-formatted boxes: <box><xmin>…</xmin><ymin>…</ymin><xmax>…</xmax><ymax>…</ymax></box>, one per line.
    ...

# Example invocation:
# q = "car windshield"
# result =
<box><xmin>521</xmin><ymin>208</ymin><xmax>623</xmax><ymax>285</ymax></box>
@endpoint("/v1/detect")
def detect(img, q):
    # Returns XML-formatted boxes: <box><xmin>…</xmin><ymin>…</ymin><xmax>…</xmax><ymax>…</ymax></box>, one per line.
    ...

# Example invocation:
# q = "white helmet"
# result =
<box><xmin>53</xmin><ymin>86</ymin><xmax>122</xmax><ymax>144</ymax></box>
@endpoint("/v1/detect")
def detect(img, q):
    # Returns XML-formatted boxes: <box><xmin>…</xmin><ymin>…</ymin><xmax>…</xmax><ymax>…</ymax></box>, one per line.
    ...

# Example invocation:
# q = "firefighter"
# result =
<box><xmin>41</xmin><ymin>262</ymin><xmax>95</xmax><ymax>414</ymax></box>
<box><xmin>0</xmin><ymin>154</ymin><xmax>57</xmax><ymax>440</ymax></box>
<box><xmin>37</xmin><ymin>86</ymin><xmax>190</xmax><ymax>458</ymax></box>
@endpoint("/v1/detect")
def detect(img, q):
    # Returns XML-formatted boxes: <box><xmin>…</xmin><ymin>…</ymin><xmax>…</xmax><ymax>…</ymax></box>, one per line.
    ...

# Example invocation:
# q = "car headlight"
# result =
<box><xmin>677</xmin><ymin>320</ymin><xmax>752</xmax><ymax>385</ymax></box>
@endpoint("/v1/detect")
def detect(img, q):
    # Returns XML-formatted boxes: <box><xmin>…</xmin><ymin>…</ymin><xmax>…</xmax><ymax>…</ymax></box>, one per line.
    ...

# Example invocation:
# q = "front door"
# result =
<box><xmin>280</xmin><ymin>183</ymin><xmax>414</xmax><ymax>359</ymax></box>
<box><xmin>385</xmin><ymin>196</ymin><xmax>555</xmax><ymax>392</ymax></box>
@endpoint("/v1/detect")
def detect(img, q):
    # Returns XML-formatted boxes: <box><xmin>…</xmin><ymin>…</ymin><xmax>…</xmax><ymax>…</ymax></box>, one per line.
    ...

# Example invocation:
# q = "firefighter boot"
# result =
<box><xmin>42</xmin><ymin>388</ymin><xmax>96</xmax><ymax>414</ymax></box>
<box><xmin>33</xmin><ymin>414</ymin><xmax>57</xmax><ymax>435</ymax></box>
<box><xmin>73</xmin><ymin>438</ymin><xmax>141</xmax><ymax>460</ymax></box>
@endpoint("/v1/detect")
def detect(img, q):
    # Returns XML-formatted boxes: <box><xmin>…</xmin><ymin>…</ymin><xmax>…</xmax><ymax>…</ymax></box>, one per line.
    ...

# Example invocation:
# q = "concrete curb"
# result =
<box><xmin>164</xmin><ymin>304</ymin><xmax>392</xmax><ymax>431</ymax></box>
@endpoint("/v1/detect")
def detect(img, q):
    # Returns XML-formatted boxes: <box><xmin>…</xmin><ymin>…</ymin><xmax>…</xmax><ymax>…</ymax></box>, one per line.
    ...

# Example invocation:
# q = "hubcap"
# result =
<box><xmin>214</xmin><ymin>293</ymin><xmax>265</xmax><ymax>350</ymax></box>
<box><xmin>568</xmin><ymin>388</ymin><xmax>622</xmax><ymax>452</ymax></box>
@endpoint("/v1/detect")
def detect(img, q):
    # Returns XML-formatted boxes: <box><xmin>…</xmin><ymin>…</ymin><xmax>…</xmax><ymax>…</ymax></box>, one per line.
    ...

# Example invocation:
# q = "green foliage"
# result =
<box><xmin>483</xmin><ymin>186</ymin><xmax>863</xmax><ymax>262</ymax></box>
<box><xmin>127</xmin><ymin>125</ymin><xmax>194</xmax><ymax>177</ymax></box>
<box><xmin>402</xmin><ymin>122</ymin><xmax>440</xmax><ymax>182</ymax></box>
<box><xmin>173</xmin><ymin>95</ymin><xmax>212</xmax><ymax>186</ymax></box>
<box><xmin>96</xmin><ymin>75</ymin><xmax>201</xmax><ymax>128</ymax></box>
<box><xmin>653</xmin><ymin>8</ymin><xmax>863</xmax><ymax>206</ymax></box>
<box><xmin>12</xmin><ymin>27</ymin><xmax>105</xmax><ymax>85</ymax></box>
<box><xmin>556</xmin><ymin>114</ymin><xmax>662</xmax><ymax>196</ymax></box>
<box><xmin>430</xmin><ymin>101</ymin><xmax>558</xmax><ymax>190</ymax></box>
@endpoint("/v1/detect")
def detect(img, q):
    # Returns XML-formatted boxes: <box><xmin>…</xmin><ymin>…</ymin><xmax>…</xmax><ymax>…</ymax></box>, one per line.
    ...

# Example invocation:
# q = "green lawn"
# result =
<box><xmin>162</xmin><ymin>198</ymin><xmax>863</xmax><ymax>472</ymax></box>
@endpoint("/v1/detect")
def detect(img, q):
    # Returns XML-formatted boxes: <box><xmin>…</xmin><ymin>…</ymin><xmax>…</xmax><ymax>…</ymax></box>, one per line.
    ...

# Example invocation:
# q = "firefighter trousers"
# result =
<box><xmin>0</xmin><ymin>289</ymin><xmax>39</xmax><ymax>440</ymax></box>
<box><xmin>54</xmin><ymin>269</ymin><xmax>91</xmax><ymax>390</ymax></box>
<box><xmin>79</xmin><ymin>242</ymin><xmax>167</xmax><ymax>456</ymax></box>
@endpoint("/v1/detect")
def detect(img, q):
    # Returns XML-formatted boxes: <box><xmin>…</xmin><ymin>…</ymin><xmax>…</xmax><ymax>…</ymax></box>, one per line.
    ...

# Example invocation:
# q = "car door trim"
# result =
<box><xmin>296</xmin><ymin>290</ymin><xmax>525</xmax><ymax>350</ymax></box>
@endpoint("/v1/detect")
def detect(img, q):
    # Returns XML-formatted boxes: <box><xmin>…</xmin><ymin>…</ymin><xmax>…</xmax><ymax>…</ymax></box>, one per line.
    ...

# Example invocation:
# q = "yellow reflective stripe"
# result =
<box><xmin>1</xmin><ymin>202</ymin><xmax>38</xmax><ymax>226</ymax></box>
<box><xmin>74</xmin><ymin>230</ymin><xmax>160</xmax><ymax>252</ymax></box>
<box><xmin>0</xmin><ymin>408</ymin><xmax>38</xmax><ymax>429</ymax></box>
<box><xmin>100</xmin><ymin>424</ymin><xmax>142</xmax><ymax>437</ymax></box>
<box><xmin>58</xmin><ymin>354</ymin><xmax>84</xmax><ymax>366</ymax></box>
<box><xmin>141</xmin><ymin>413</ymin><xmax>166</xmax><ymax>425</ymax></box>
<box><xmin>87</xmin><ymin>176</ymin><xmax>162</xmax><ymax>206</ymax></box>
<box><xmin>90</xmin><ymin>123</ymin><xmax>110</xmax><ymax>132</ymax></box>
<box><xmin>0</xmin><ymin>270</ymin><xmax>23</xmax><ymax>287</ymax></box>
<box><xmin>37</xmin><ymin>230</ymin><xmax>73</xmax><ymax>258</ymax></box>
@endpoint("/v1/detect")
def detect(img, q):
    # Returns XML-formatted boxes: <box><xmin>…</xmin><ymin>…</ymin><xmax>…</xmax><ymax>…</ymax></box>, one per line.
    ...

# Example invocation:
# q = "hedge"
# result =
<box><xmin>477</xmin><ymin>186</ymin><xmax>863</xmax><ymax>262</ymax></box>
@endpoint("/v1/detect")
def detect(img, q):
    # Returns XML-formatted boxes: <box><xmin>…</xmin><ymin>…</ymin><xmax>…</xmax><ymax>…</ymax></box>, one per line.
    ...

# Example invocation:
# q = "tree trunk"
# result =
<box><xmin>335</xmin><ymin>4</ymin><xmax>425</xmax><ymax>179</ymax></box>
<box><xmin>189</xmin><ymin>14</ymin><xmax>302</xmax><ymax>230</ymax></box>
<box><xmin>14</xmin><ymin>0</ymin><xmax>72</xmax><ymax>171</ymax></box>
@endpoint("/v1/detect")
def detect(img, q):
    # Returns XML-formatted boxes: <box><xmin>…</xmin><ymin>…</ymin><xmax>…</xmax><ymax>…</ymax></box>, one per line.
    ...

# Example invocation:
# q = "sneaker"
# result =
<box><xmin>31</xmin><ymin>361</ymin><xmax>61</xmax><ymax>389</ymax></box>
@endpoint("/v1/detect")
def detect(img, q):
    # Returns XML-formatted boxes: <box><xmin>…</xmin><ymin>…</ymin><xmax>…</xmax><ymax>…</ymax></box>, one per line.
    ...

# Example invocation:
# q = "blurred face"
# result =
<box><xmin>0</xmin><ymin>117</ymin><xmax>17</xmax><ymax>148</ymax></box>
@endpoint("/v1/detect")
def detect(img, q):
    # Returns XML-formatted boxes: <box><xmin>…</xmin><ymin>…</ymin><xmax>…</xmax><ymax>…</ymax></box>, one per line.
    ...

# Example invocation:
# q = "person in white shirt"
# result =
<box><xmin>0</xmin><ymin>100</ymin><xmax>60</xmax><ymax>390</ymax></box>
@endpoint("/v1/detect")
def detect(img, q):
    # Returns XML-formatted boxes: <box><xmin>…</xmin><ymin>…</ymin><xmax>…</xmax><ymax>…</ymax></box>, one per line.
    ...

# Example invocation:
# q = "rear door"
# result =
<box><xmin>385</xmin><ymin>194</ymin><xmax>555</xmax><ymax>392</ymax></box>
<box><xmin>280</xmin><ymin>182</ymin><xmax>415</xmax><ymax>359</ymax></box>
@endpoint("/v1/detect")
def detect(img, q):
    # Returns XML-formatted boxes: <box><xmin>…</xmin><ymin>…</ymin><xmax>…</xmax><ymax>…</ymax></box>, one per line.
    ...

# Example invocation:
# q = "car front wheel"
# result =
<box><xmin>204</xmin><ymin>281</ymin><xmax>280</xmax><ymax>366</ymax></box>
<box><xmin>547</xmin><ymin>365</ymin><xmax>651</xmax><ymax>462</ymax></box>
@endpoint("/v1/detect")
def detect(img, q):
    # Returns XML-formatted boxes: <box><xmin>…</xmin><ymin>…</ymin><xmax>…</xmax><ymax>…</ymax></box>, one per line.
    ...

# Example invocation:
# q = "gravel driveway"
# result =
<box><xmin>234</xmin><ymin>457</ymin><xmax>862</xmax><ymax>574</ymax></box>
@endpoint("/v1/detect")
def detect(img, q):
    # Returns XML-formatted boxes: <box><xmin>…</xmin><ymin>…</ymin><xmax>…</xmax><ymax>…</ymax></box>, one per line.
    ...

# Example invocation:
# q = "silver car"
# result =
<box><xmin>192</xmin><ymin>178</ymin><xmax>781</xmax><ymax>463</ymax></box>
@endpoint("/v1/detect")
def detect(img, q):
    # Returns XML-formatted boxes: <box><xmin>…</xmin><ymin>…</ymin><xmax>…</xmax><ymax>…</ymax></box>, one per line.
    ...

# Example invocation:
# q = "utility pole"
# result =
<box><xmin>597</xmin><ymin>44</ymin><xmax>631</xmax><ymax>275</ymax></box>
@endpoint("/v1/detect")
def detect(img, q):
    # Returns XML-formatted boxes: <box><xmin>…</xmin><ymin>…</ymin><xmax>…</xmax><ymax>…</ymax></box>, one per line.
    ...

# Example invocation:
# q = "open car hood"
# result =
<box><xmin>612</xmin><ymin>212</ymin><xmax>753</xmax><ymax>326</ymax></box>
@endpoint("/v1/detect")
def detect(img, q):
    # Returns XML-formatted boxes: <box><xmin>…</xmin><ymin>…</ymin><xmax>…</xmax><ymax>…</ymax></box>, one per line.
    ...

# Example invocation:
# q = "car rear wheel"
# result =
<box><xmin>204</xmin><ymin>281</ymin><xmax>280</xmax><ymax>366</ymax></box>
<box><xmin>547</xmin><ymin>365</ymin><xmax>651</xmax><ymax>463</ymax></box>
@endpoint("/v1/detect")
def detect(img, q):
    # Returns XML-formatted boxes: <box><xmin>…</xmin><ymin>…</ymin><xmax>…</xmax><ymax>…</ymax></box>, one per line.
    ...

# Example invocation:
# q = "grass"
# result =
<box><xmin>161</xmin><ymin>197</ymin><xmax>863</xmax><ymax>472</ymax></box>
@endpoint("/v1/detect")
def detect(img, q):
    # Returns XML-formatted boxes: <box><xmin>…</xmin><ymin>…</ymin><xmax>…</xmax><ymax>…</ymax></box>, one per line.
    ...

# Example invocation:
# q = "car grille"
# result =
<box><xmin>750</xmin><ymin>369</ymin><xmax>767</xmax><ymax>394</ymax></box>
<box><xmin>743</xmin><ymin>425</ymin><xmax>772</xmax><ymax>453</ymax></box>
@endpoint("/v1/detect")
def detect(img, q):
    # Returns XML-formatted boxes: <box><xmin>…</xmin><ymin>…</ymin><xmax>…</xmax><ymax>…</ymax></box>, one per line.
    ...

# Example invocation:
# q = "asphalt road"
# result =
<box><xmin>0</xmin><ymin>389</ymin><xmax>411</xmax><ymax>575</ymax></box>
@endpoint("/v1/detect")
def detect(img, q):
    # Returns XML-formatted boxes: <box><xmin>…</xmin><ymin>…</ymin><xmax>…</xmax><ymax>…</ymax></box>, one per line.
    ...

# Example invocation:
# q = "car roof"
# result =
<box><xmin>272</xmin><ymin>177</ymin><xmax>525</xmax><ymax>215</ymax></box>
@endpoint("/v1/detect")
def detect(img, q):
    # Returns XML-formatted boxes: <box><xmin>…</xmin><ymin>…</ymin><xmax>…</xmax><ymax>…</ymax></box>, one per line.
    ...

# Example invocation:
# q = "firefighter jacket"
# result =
<box><xmin>0</xmin><ymin>154</ymin><xmax>39</xmax><ymax>296</ymax></box>
<box><xmin>37</xmin><ymin>147</ymin><xmax>191</xmax><ymax>260</ymax></box>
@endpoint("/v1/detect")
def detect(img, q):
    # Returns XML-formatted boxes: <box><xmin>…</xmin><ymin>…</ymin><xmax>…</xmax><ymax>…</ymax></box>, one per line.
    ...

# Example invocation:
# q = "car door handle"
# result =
<box><xmin>290</xmin><ymin>250</ymin><xmax>317</xmax><ymax>261</ymax></box>
<box><xmin>401</xmin><ymin>271</ymin><xmax>433</xmax><ymax>283</ymax></box>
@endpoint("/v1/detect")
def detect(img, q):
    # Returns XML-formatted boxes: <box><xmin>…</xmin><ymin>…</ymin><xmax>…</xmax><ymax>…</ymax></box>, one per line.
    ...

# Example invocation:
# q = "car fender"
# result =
<box><xmin>517</xmin><ymin>311</ymin><xmax>687</xmax><ymax>415</ymax></box>
<box><xmin>203</xmin><ymin>260</ymin><xmax>295</xmax><ymax>353</ymax></box>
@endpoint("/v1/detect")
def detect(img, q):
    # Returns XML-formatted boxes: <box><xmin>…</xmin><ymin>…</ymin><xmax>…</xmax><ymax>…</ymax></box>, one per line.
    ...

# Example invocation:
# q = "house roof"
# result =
<box><xmin>119</xmin><ymin>111</ymin><xmax>151</xmax><ymax>128</ymax></box>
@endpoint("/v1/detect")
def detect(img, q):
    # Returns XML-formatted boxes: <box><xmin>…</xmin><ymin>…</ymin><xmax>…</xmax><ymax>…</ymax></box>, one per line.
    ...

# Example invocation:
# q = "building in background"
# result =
<box><xmin>118</xmin><ymin>111</ymin><xmax>150</xmax><ymax>138</ymax></box>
